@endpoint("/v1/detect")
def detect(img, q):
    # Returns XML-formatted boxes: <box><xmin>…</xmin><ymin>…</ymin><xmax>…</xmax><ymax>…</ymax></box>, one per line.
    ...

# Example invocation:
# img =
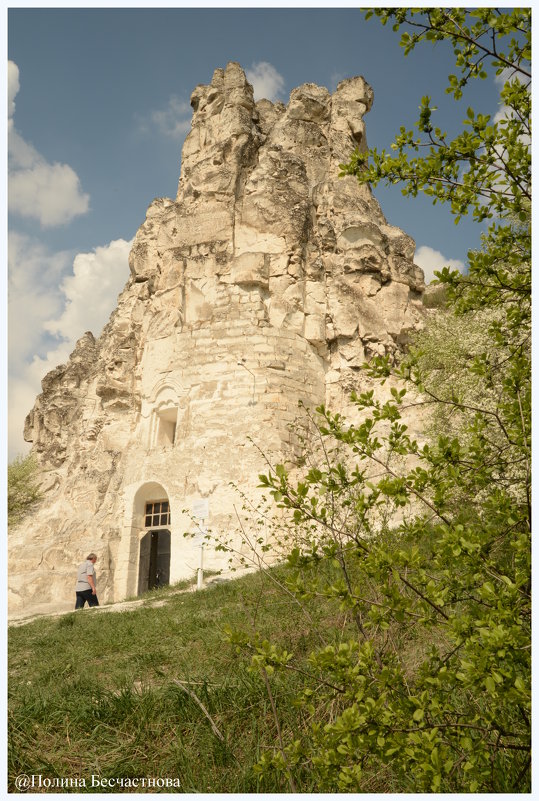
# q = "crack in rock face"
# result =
<box><xmin>10</xmin><ymin>62</ymin><xmax>426</xmax><ymax>618</ymax></box>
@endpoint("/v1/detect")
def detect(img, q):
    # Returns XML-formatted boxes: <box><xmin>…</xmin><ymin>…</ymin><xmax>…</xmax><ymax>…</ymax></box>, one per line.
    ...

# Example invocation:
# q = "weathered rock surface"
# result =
<box><xmin>9</xmin><ymin>63</ymin><xmax>426</xmax><ymax>618</ymax></box>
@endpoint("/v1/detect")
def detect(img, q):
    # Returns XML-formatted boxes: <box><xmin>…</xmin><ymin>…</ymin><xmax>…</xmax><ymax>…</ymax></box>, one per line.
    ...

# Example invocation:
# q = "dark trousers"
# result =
<box><xmin>75</xmin><ymin>589</ymin><xmax>99</xmax><ymax>609</ymax></box>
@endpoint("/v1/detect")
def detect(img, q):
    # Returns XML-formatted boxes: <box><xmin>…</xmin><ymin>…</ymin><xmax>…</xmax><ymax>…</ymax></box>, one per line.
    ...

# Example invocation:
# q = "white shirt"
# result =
<box><xmin>75</xmin><ymin>560</ymin><xmax>96</xmax><ymax>592</ymax></box>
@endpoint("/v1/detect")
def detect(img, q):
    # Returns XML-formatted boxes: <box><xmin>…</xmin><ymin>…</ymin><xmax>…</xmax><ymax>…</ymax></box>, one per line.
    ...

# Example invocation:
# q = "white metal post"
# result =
<box><xmin>197</xmin><ymin>522</ymin><xmax>206</xmax><ymax>590</ymax></box>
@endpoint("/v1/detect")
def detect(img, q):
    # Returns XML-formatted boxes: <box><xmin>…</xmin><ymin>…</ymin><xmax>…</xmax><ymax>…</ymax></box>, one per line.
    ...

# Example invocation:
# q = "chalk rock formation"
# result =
<box><xmin>9</xmin><ymin>63</ymin><xmax>425</xmax><ymax>618</ymax></box>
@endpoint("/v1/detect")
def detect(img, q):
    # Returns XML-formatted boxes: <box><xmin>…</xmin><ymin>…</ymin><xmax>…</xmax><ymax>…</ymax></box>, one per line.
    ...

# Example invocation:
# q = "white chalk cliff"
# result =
<box><xmin>10</xmin><ymin>63</ymin><xmax>425</xmax><ymax>618</ymax></box>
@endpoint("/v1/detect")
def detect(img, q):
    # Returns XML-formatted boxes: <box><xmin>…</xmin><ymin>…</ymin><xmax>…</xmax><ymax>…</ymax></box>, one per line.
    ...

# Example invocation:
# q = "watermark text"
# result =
<box><xmin>14</xmin><ymin>774</ymin><xmax>181</xmax><ymax>791</ymax></box>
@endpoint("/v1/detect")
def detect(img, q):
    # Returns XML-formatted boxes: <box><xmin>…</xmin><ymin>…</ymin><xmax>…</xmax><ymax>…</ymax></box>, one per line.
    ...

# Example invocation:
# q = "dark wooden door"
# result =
<box><xmin>138</xmin><ymin>531</ymin><xmax>152</xmax><ymax>595</ymax></box>
<box><xmin>138</xmin><ymin>529</ymin><xmax>171</xmax><ymax>594</ymax></box>
<box><xmin>146</xmin><ymin>530</ymin><xmax>171</xmax><ymax>590</ymax></box>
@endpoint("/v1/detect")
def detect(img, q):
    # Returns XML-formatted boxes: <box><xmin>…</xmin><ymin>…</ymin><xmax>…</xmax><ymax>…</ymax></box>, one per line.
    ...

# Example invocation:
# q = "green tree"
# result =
<box><xmin>8</xmin><ymin>455</ymin><xmax>42</xmax><ymax>527</ymax></box>
<box><xmin>224</xmin><ymin>8</ymin><xmax>530</xmax><ymax>793</ymax></box>
<box><xmin>341</xmin><ymin>7</ymin><xmax>531</xmax><ymax>316</ymax></box>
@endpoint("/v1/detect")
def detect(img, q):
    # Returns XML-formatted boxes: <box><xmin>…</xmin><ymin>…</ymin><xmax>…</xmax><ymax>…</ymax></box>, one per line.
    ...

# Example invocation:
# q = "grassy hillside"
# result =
<box><xmin>8</xmin><ymin>565</ymin><xmax>360</xmax><ymax>794</ymax></box>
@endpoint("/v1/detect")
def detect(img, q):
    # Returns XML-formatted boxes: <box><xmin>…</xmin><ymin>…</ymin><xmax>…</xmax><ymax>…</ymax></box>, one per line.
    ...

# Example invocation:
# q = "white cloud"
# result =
<box><xmin>141</xmin><ymin>63</ymin><xmax>286</xmax><ymax>140</ymax></box>
<box><xmin>8</xmin><ymin>376</ymin><xmax>42</xmax><ymax>461</ymax></box>
<box><xmin>8</xmin><ymin>122</ymin><xmax>40</xmax><ymax>169</ymax></box>
<box><xmin>492</xmin><ymin>66</ymin><xmax>529</xmax><ymax>131</ymax></box>
<box><xmin>8</xmin><ymin>232</ymin><xmax>71</xmax><ymax>459</ymax></box>
<box><xmin>145</xmin><ymin>95</ymin><xmax>192</xmax><ymax>139</ymax></box>
<box><xmin>330</xmin><ymin>71</ymin><xmax>345</xmax><ymax>91</ymax></box>
<box><xmin>45</xmin><ymin>239</ymin><xmax>132</xmax><ymax>342</ymax></box>
<box><xmin>9</xmin><ymin>163</ymin><xmax>90</xmax><ymax>227</ymax></box>
<box><xmin>8</xmin><ymin>232</ymin><xmax>71</xmax><ymax>366</ymax></box>
<box><xmin>492</xmin><ymin>98</ymin><xmax>530</xmax><ymax>151</ymax></box>
<box><xmin>8</xmin><ymin>60</ymin><xmax>20</xmax><ymax>119</ymax></box>
<box><xmin>493</xmin><ymin>72</ymin><xmax>515</xmax><ymax>125</ymax></box>
<box><xmin>494</xmin><ymin>67</ymin><xmax>519</xmax><ymax>88</ymax></box>
<box><xmin>8</xmin><ymin>235</ymin><xmax>132</xmax><ymax>459</ymax></box>
<box><xmin>8</xmin><ymin>59</ymin><xmax>90</xmax><ymax>227</ymax></box>
<box><xmin>414</xmin><ymin>245</ymin><xmax>465</xmax><ymax>285</ymax></box>
<box><xmin>493</xmin><ymin>106</ymin><xmax>509</xmax><ymax>125</ymax></box>
<box><xmin>246</xmin><ymin>61</ymin><xmax>285</xmax><ymax>102</ymax></box>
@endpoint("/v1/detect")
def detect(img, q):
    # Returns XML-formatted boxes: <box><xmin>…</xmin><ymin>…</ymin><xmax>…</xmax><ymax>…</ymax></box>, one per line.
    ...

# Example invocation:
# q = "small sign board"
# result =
<box><xmin>192</xmin><ymin>498</ymin><xmax>209</xmax><ymax>520</ymax></box>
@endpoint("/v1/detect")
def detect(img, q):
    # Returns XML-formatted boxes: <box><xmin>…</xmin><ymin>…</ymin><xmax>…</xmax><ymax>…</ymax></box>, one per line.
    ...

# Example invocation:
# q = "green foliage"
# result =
<box><xmin>8</xmin><ymin>455</ymin><xmax>42</xmax><ymax>527</ymax></box>
<box><xmin>422</xmin><ymin>284</ymin><xmax>447</xmax><ymax>308</ymax></box>
<box><xmin>408</xmin><ymin>304</ymin><xmax>527</xmax><ymax>449</ymax></box>
<box><xmin>221</xmin><ymin>8</ymin><xmax>531</xmax><ymax>793</ymax></box>
<box><xmin>341</xmin><ymin>8</ymin><xmax>531</xmax><ymax>325</ymax></box>
<box><xmin>343</xmin><ymin>8</ymin><xmax>530</xmax><ymax>223</ymax></box>
<box><xmin>249</xmin><ymin>337</ymin><xmax>530</xmax><ymax>789</ymax></box>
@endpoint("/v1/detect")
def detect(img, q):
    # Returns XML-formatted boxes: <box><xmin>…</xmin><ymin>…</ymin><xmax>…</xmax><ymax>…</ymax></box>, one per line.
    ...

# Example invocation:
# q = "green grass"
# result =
<box><xmin>122</xmin><ymin>569</ymin><xmax>224</xmax><ymax>603</ymax></box>
<box><xmin>8</xmin><ymin>564</ymin><xmax>346</xmax><ymax>793</ymax></box>
<box><xmin>123</xmin><ymin>571</ymin><xmax>216</xmax><ymax>602</ymax></box>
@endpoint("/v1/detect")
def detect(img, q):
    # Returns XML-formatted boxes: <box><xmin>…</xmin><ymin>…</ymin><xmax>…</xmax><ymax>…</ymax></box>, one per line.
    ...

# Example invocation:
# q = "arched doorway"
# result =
<box><xmin>131</xmin><ymin>482</ymin><xmax>172</xmax><ymax>596</ymax></box>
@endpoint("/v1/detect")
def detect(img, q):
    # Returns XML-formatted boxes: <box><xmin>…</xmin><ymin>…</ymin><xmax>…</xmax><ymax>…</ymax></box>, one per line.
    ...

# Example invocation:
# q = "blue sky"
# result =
<box><xmin>7</xmin><ymin>6</ymin><xmax>505</xmax><ymax>458</ymax></box>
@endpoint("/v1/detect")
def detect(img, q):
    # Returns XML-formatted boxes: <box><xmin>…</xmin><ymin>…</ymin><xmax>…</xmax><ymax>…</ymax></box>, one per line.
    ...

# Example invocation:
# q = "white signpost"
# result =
<box><xmin>192</xmin><ymin>499</ymin><xmax>209</xmax><ymax>521</ymax></box>
<box><xmin>192</xmin><ymin>499</ymin><xmax>209</xmax><ymax>590</ymax></box>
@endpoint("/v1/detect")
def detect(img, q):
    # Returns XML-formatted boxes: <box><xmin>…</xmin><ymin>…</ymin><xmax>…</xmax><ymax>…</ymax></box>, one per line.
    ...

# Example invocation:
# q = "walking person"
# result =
<box><xmin>75</xmin><ymin>553</ymin><xmax>99</xmax><ymax>609</ymax></box>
